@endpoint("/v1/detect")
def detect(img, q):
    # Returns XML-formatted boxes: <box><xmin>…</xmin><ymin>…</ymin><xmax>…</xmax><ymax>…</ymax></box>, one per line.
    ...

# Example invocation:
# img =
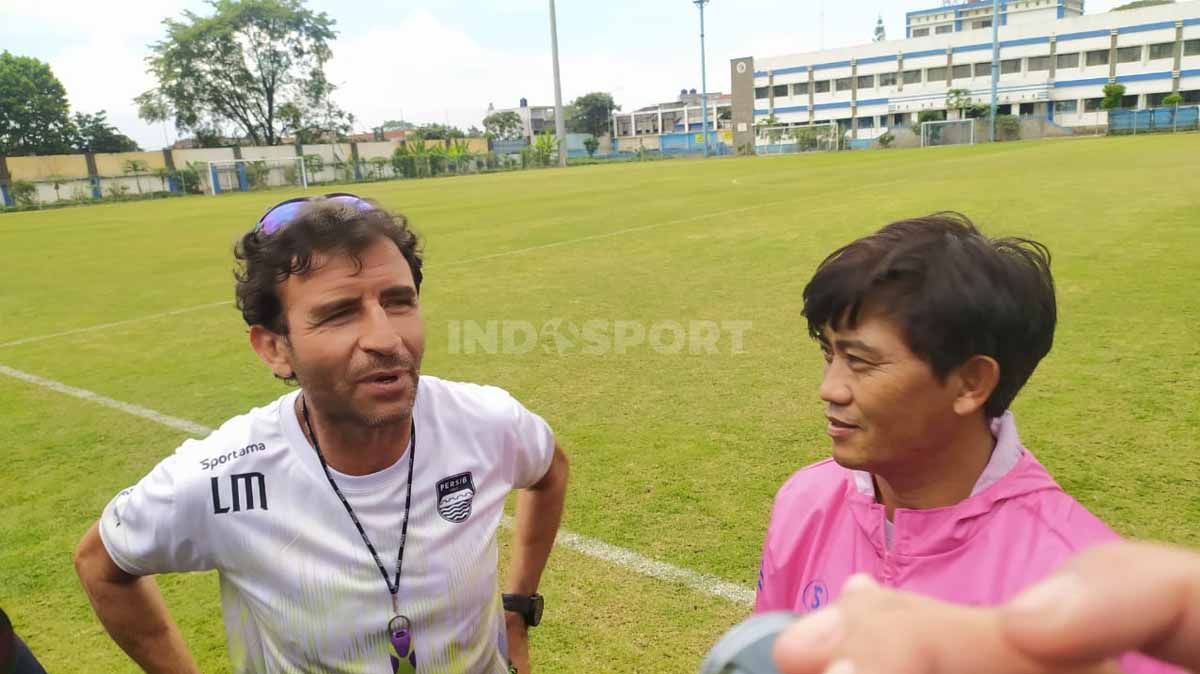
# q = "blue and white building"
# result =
<box><xmin>727</xmin><ymin>0</ymin><xmax>1200</xmax><ymax>147</ymax></box>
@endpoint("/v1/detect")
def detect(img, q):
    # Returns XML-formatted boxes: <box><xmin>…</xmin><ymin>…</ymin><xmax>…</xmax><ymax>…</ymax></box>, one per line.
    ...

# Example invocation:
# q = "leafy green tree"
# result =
<box><xmin>0</xmin><ymin>51</ymin><xmax>75</xmax><ymax>155</ymax></box>
<box><xmin>483</xmin><ymin>111</ymin><xmax>522</xmax><ymax>139</ymax></box>
<box><xmin>1101</xmin><ymin>83</ymin><xmax>1127</xmax><ymax>110</ymax></box>
<box><xmin>137</xmin><ymin>0</ymin><xmax>347</xmax><ymax>146</ymax></box>
<box><xmin>123</xmin><ymin>159</ymin><xmax>150</xmax><ymax>194</ymax></box>
<box><xmin>566</xmin><ymin>92</ymin><xmax>618</xmax><ymax>138</ymax></box>
<box><xmin>583</xmin><ymin>136</ymin><xmax>599</xmax><ymax>158</ymax></box>
<box><xmin>74</xmin><ymin>111</ymin><xmax>140</xmax><ymax>152</ymax></box>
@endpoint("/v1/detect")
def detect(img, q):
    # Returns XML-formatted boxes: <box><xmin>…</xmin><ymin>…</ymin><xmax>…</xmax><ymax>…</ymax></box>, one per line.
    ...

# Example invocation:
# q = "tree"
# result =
<box><xmin>138</xmin><ymin>0</ymin><xmax>348</xmax><ymax>146</ymax></box>
<box><xmin>583</xmin><ymin>136</ymin><xmax>599</xmax><ymax>158</ymax></box>
<box><xmin>381</xmin><ymin>119</ymin><xmax>414</xmax><ymax>131</ymax></box>
<box><xmin>945</xmin><ymin>89</ymin><xmax>972</xmax><ymax>118</ymax></box>
<box><xmin>410</xmin><ymin>123</ymin><xmax>464</xmax><ymax>141</ymax></box>
<box><xmin>1101</xmin><ymin>83</ymin><xmax>1127</xmax><ymax>110</ymax></box>
<box><xmin>0</xmin><ymin>51</ymin><xmax>76</xmax><ymax>156</ymax></box>
<box><xmin>483</xmin><ymin>111</ymin><xmax>522</xmax><ymax>140</ymax></box>
<box><xmin>123</xmin><ymin>159</ymin><xmax>149</xmax><ymax>194</ymax></box>
<box><xmin>74</xmin><ymin>111</ymin><xmax>141</xmax><ymax>153</ymax></box>
<box><xmin>566</xmin><ymin>92</ymin><xmax>618</xmax><ymax>138</ymax></box>
<box><xmin>1112</xmin><ymin>0</ymin><xmax>1172</xmax><ymax>9</ymax></box>
<box><xmin>1162</xmin><ymin>93</ymin><xmax>1183</xmax><ymax>107</ymax></box>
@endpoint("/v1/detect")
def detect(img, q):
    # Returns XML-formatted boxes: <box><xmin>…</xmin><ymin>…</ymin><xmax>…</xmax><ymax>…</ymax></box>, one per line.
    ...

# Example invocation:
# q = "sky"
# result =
<box><xmin>0</xmin><ymin>0</ymin><xmax>1126</xmax><ymax>149</ymax></box>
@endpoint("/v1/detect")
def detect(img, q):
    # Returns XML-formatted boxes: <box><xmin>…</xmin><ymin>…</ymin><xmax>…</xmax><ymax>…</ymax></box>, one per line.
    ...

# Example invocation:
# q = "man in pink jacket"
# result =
<box><xmin>755</xmin><ymin>213</ymin><xmax>1177</xmax><ymax>672</ymax></box>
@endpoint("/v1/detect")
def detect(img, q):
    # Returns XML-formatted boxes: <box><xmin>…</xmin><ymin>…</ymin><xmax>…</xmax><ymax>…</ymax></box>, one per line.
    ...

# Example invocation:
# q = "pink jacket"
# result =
<box><xmin>755</xmin><ymin>413</ymin><xmax>1178</xmax><ymax>673</ymax></box>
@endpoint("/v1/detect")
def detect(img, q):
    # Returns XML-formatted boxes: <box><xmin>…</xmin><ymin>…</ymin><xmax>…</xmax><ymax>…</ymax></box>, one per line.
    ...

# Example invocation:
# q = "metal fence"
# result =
<box><xmin>1108</xmin><ymin>106</ymin><xmax>1200</xmax><ymax>134</ymax></box>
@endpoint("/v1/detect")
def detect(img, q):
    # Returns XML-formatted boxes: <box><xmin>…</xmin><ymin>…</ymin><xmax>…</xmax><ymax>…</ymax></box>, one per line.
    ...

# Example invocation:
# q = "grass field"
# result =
<box><xmin>2</xmin><ymin>134</ymin><xmax>1199</xmax><ymax>673</ymax></box>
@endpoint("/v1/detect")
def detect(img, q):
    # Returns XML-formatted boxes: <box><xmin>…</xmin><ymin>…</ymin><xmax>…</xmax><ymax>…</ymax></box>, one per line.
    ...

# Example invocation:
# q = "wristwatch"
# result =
<box><xmin>502</xmin><ymin>593</ymin><xmax>544</xmax><ymax>627</ymax></box>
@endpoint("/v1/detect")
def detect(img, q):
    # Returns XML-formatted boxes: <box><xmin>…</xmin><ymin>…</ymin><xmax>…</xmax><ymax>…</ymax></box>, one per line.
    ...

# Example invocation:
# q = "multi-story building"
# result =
<box><xmin>726</xmin><ymin>0</ymin><xmax>1200</xmax><ymax>148</ymax></box>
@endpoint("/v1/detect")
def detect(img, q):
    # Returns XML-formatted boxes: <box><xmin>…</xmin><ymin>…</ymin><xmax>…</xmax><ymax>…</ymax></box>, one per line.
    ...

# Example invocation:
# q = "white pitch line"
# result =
<box><xmin>0</xmin><ymin>300</ymin><xmax>234</xmax><ymax>349</ymax></box>
<box><xmin>0</xmin><ymin>365</ymin><xmax>213</xmax><ymax>437</ymax></box>
<box><xmin>1</xmin><ymin>363</ymin><xmax>755</xmax><ymax>607</ymax></box>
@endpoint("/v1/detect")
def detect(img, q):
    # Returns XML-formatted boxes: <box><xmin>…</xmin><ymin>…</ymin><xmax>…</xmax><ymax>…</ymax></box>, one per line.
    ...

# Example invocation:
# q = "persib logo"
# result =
<box><xmin>436</xmin><ymin>472</ymin><xmax>475</xmax><ymax>523</ymax></box>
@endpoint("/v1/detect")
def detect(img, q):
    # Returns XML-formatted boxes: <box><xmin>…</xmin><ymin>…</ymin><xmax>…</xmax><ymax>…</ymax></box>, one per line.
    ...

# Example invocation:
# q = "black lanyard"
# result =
<box><xmin>301</xmin><ymin>396</ymin><xmax>415</xmax><ymax>609</ymax></box>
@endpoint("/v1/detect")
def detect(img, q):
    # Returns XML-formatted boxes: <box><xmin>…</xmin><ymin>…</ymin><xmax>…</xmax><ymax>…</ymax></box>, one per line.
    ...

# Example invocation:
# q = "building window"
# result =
<box><xmin>974</xmin><ymin>19</ymin><xmax>992</xmax><ymax>29</ymax></box>
<box><xmin>974</xmin><ymin>61</ymin><xmax>991</xmax><ymax>77</ymax></box>
<box><xmin>935</xmin><ymin>24</ymin><xmax>953</xmax><ymax>34</ymax></box>
<box><xmin>1183</xmin><ymin>39</ymin><xmax>1200</xmax><ymax>56</ymax></box>
<box><xmin>1001</xmin><ymin>58</ymin><xmax>1021</xmax><ymax>74</ymax></box>
<box><xmin>903</xmin><ymin>69</ymin><xmax>922</xmax><ymax>84</ymax></box>
<box><xmin>1182</xmin><ymin>89</ymin><xmax>1200</xmax><ymax>104</ymax></box>
<box><xmin>814</xmin><ymin>80</ymin><xmax>831</xmax><ymax>93</ymax></box>
<box><xmin>1083</xmin><ymin>97</ymin><xmax>1104</xmax><ymax>111</ymax></box>
<box><xmin>878</xmin><ymin>71</ymin><xmax>897</xmax><ymax>87</ymax></box>
<box><xmin>953</xmin><ymin>64</ymin><xmax>972</xmax><ymax>79</ymax></box>
<box><xmin>755</xmin><ymin>86</ymin><xmax>769</xmax><ymax>99</ymax></box>
<box><xmin>1056</xmin><ymin>52</ymin><xmax>1079</xmax><ymax>69</ymax></box>
<box><xmin>1116</xmin><ymin>46</ymin><xmax>1142</xmax><ymax>63</ymax></box>
<box><xmin>1146</xmin><ymin>92</ymin><xmax>1172</xmax><ymax>106</ymax></box>
<box><xmin>1027</xmin><ymin>56</ymin><xmax>1050</xmax><ymax>72</ymax></box>
<box><xmin>1121</xmin><ymin>94</ymin><xmax>1139</xmax><ymax>108</ymax></box>
<box><xmin>793</xmin><ymin>82</ymin><xmax>809</xmax><ymax>96</ymax></box>
<box><xmin>858</xmin><ymin>116</ymin><xmax>876</xmax><ymax>129</ymax></box>
<box><xmin>927</xmin><ymin>66</ymin><xmax>948</xmax><ymax>81</ymax></box>
<box><xmin>1148</xmin><ymin>42</ymin><xmax>1176</xmax><ymax>60</ymax></box>
<box><xmin>1086</xmin><ymin>49</ymin><xmax>1109</xmax><ymax>66</ymax></box>
<box><xmin>773</xmin><ymin>84</ymin><xmax>789</xmax><ymax>97</ymax></box>
<box><xmin>913</xmin><ymin>27</ymin><xmax>930</xmax><ymax>37</ymax></box>
<box><xmin>1053</xmin><ymin>99</ymin><xmax>1078</xmax><ymax>113</ymax></box>
<box><xmin>858</xmin><ymin>74</ymin><xmax>875</xmax><ymax>89</ymax></box>
<box><xmin>835</xmin><ymin>77</ymin><xmax>854</xmax><ymax>91</ymax></box>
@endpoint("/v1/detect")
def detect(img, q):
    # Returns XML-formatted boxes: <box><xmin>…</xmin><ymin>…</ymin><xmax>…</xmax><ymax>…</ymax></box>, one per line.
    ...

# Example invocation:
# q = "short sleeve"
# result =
<box><xmin>754</xmin><ymin>528</ymin><xmax>785</xmax><ymax>613</ymax></box>
<box><xmin>501</xmin><ymin>394</ymin><xmax>556</xmax><ymax>490</ymax></box>
<box><xmin>99</xmin><ymin>443</ymin><xmax>216</xmax><ymax>576</ymax></box>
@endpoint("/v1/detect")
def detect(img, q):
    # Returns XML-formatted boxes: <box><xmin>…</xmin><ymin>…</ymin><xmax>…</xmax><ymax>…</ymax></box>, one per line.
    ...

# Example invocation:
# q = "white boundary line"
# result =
<box><xmin>0</xmin><ymin>300</ymin><xmax>234</xmax><ymax>349</ymax></box>
<box><xmin>0</xmin><ymin>363</ymin><xmax>754</xmax><ymax>607</ymax></box>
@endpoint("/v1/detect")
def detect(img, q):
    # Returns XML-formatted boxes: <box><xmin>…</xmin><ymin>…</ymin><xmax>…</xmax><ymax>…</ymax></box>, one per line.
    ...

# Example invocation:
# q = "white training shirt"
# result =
<box><xmin>100</xmin><ymin>376</ymin><xmax>556</xmax><ymax>674</ymax></box>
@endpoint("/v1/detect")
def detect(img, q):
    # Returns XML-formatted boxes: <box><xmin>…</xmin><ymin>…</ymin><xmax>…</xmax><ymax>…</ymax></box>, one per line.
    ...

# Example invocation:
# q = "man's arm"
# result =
<box><xmin>73</xmin><ymin>522</ymin><xmax>201</xmax><ymax>674</ymax></box>
<box><xmin>505</xmin><ymin>444</ymin><xmax>569</xmax><ymax>673</ymax></box>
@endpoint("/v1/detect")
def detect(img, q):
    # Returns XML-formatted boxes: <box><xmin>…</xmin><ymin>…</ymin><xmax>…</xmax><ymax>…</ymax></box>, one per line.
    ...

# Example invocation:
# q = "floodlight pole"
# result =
<box><xmin>549</xmin><ymin>0</ymin><xmax>568</xmax><ymax>167</ymax></box>
<box><xmin>989</xmin><ymin>0</ymin><xmax>1000</xmax><ymax>142</ymax></box>
<box><xmin>695</xmin><ymin>0</ymin><xmax>711</xmax><ymax>157</ymax></box>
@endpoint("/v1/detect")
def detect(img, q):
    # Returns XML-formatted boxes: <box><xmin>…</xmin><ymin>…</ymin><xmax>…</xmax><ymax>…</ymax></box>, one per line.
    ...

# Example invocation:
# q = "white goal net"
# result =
<box><xmin>754</xmin><ymin>122</ymin><xmax>841</xmax><ymax>154</ymax></box>
<box><xmin>921</xmin><ymin>119</ymin><xmax>976</xmax><ymax>147</ymax></box>
<box><xmin>206</xmin><ymin>157</ymin><xmax>307</xmax><ymax>195</ymax></box>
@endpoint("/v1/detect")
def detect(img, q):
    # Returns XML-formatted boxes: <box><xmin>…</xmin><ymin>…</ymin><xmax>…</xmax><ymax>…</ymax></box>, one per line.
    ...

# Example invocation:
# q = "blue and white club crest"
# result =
<box><xmin>436</xmin><ymin>472</ymin><xmax>475</xmax><ymax>523</ymax></box>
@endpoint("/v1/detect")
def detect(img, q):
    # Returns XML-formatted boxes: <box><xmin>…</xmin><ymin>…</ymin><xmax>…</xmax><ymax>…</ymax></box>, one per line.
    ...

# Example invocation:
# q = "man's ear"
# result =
<box><xmin>250</xmin><ymin>325</ymin><xmax>295</xmax><ymax>380</ymax></box>
<box><xmin>951</xmin><ymin>355</ymin><xmax>1000</xmax><ymax>417</ymax></box>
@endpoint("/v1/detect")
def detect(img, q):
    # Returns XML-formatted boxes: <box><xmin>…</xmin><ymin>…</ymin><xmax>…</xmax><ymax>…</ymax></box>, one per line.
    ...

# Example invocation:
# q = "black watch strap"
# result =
<box><xmin>502</xmin><ymin>593</ymin><xmax>543</xmax><ymax>627</ymax></box>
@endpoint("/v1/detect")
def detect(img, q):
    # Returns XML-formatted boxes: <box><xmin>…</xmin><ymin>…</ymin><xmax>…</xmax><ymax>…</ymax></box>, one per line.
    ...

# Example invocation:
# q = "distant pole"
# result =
<box><xmin>989</xmin><ymin>0</ymin><xmax>1000</xmax><ymax>142</ymax></box>
<box><xmin>549</xmin><ymin>0</ymin><xmax>568</xmax><ymax>167</ymax></box>
<box><xmin>695</xmin><ymin>0</ymin><xmax>711</xmax><ymax>157</ymax></box>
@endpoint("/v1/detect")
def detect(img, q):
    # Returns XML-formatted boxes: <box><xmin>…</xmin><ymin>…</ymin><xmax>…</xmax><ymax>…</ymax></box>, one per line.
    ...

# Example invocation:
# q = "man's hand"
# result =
<box><xmin>505</xmin><ymin>612</ymin><xmax>531</xmax><ymax>674</ymax></box>
<box><xmin>773</xmin><ymin>541</ymin><xmax>1199</xmax><ymax>674</ymax></box>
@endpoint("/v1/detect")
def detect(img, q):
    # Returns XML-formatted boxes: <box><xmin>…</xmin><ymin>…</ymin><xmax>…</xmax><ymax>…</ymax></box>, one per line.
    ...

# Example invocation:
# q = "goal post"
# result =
<box><xmin>920</xmin><ymin>119</ymin><xmax>976</xmax><ymax>147</ymax></box>
<box><xmin>754</xmin><ymin>121</ymin><xmax>841</xmax><ymax>154</ymax></box>
<box><xmin>207</xmin><ymin>156</ymin><xmax>308</xmax><ymax>195</ymax></box>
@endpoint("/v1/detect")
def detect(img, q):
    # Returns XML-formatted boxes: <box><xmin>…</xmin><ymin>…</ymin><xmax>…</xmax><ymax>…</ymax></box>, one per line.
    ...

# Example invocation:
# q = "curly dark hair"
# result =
<box><xmin>802</xmin><ymin>212</ymin><xmax>1056</xmax><ymax>418</ymax></box>
<box><xmin>234</xmin><ymin>198</ymin><xmax>423</xmax><ymax>335</ymax></box>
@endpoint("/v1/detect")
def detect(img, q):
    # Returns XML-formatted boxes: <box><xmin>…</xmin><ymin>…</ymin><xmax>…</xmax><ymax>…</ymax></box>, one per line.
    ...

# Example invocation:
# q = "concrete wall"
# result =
<box><xmin>93</xmin><ymin>150</ymin><xmax>166</xmax><ymax>177</ymax></box>
<box><xmin>356</xmin><ymin>141</ymin><xmax>397</xmax><ymax>159</ymax></box>
<box><xmin>240</xmin><ymin>145</ymin><xmax>299</xmax><ymax>161</ymax></box>
<box><xmin>616</xmin><ymin>135</ymin><xmax>661</xmax><ymax>152</ymax></box>
<box><xmin>7</xmin><ymin>154</ymin><xmax>89</xmax><ymax>181</ymax></box>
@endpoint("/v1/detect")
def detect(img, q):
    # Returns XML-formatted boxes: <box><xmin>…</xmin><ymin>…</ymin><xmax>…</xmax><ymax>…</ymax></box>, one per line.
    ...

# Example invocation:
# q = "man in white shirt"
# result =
<box><xmin>73</xmin><ymin>193</ymin><xmax>569</xmax><ymax>674</ymax></box>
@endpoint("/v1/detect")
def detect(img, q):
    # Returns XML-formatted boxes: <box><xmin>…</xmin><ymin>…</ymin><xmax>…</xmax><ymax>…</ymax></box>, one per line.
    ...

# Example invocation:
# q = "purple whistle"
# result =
<box><xmin>388</xmin><ymin>615</ymin><xmax>416</xmax><ymax>673</ymax></box>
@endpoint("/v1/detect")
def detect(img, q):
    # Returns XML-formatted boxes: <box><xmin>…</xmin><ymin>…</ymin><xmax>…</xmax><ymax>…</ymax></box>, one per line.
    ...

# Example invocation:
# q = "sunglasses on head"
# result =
<box><xmin>255</xmin><ymin>192</ymin><xmax>376</xmax><ymax>235</ymax></box>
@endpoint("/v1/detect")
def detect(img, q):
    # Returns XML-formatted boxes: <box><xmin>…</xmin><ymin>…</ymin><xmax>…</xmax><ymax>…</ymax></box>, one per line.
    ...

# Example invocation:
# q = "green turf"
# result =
<box><xmin>2</xmin><ymin>134</ymin><xmax>1198</xmax><ymax>673</ymax></box>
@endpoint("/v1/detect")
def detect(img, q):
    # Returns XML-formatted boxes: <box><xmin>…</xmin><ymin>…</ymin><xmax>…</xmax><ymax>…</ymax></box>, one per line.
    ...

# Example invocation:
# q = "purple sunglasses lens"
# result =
<box><xmin>257</xmin><ymin>194</ymin><xmax>374</xmax><ymax>235</ymax></box>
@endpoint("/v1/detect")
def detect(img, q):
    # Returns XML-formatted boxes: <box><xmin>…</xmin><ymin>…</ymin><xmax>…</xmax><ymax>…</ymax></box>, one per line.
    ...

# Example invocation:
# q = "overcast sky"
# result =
<box><xmin>0</xmin><ymin>0</ymin><xmax>1126</xmax><ymax>149</ymax></box>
